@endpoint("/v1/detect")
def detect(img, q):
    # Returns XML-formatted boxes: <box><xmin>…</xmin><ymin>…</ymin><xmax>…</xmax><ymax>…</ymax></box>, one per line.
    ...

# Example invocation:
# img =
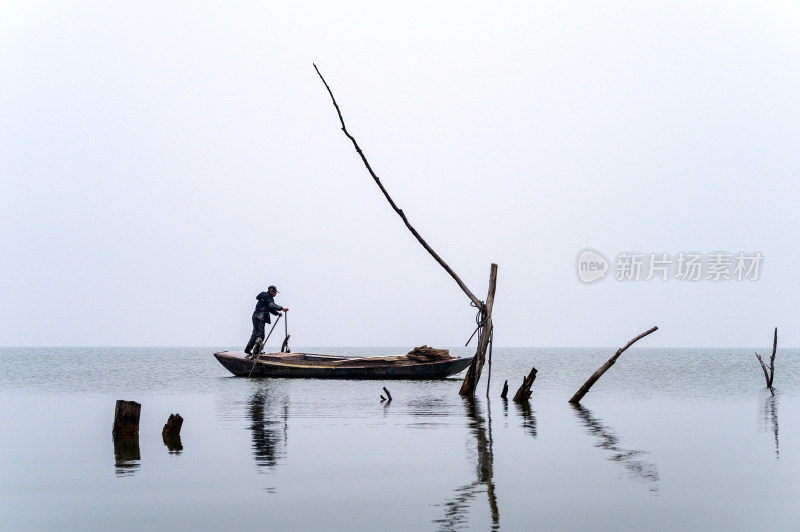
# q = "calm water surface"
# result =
<box><xmin>1</xmin><ymin>346</ymin><xmax>798</xmax><ymax>531</ymax></box>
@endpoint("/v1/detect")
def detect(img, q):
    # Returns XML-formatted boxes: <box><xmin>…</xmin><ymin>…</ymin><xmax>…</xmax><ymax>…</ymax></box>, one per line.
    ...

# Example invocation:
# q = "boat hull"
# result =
<box><xmin>214</xmin><ymin>351</ymin><xmax>472</xmax><ymax>379</ymax></box>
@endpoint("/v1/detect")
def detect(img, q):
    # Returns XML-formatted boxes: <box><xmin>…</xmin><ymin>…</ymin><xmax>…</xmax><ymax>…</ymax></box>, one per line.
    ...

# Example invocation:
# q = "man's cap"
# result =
<box><xmin>268</xmin><ymin>285</ymin><xmax>279</xmax><ymax>293</ymax></box>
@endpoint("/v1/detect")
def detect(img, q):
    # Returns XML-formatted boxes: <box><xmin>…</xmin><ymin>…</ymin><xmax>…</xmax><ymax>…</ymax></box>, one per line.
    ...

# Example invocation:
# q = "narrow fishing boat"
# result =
<box><xmin>214</xmin><ymin>347</ymin><xmax>471</xmax><ymax>380</ymax></box>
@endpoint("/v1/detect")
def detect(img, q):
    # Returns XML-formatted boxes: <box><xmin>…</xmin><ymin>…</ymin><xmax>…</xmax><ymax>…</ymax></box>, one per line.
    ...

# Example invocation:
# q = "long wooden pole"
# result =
<box><xmin>314</xmin><ymin>64</ymin><xmax>482</xmax><ymax>308</ymax></box>
<box><xmin>568</xmin><ymin>326</ymin><xmax>658</xmax><ymax>404</ymax></box>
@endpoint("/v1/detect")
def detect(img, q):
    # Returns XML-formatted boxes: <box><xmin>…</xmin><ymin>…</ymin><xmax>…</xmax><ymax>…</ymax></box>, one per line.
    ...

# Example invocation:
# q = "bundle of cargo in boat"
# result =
<box><xmin>404</xmin><ymin>346</ymin><xmax>452</xmax><ymax>362</ymax></box>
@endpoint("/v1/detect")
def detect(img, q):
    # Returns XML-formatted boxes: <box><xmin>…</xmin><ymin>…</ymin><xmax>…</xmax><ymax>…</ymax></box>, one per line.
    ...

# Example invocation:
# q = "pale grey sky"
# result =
<box><xmin>2</xmin><ymin>1</ymin><xmax>798</xmax><ymax>347</ymax></box>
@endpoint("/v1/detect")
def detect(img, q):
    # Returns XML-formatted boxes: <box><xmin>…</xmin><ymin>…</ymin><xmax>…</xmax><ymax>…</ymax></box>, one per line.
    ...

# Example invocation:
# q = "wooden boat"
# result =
<box><xmin>214</xmin><ymin>350</ymin><xmax>472</xmax><ymax>379</ymax></box>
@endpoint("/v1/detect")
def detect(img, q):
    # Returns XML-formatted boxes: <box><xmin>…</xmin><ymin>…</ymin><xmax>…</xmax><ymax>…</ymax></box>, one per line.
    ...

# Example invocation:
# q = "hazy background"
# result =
<box><xmin>2</xmin><ymin>1</ymin><xmax>798</xmax><ymax>348</ymax></box>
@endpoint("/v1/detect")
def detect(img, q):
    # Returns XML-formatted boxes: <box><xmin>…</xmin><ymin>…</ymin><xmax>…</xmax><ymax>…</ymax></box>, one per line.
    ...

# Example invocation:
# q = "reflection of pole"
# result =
<box><xmin>571</xmin><ymin>403</ymin><xmax>659</xmax><ymax>487</ymax></box>
<box><xmin>763</xmin><ymin>394</ymin><xmax>780</xmax><ymax>459</ymax></box>
<box><xmin>440</xmin><ymin>398</ymin><xmax>499</xmax><ymax>530</ymax></box>
<box><xmin>484</xmin><ymin>398</ymin><xmax>499</xmax><ymax>528</ymax></box>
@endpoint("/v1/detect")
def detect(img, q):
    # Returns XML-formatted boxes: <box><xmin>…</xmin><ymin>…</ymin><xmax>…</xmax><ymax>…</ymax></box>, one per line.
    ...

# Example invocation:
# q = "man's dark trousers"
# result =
<box><xmin>245</xmin><ymin>314</ymin><xmax>267</xmax><ymax>354</ymax></box>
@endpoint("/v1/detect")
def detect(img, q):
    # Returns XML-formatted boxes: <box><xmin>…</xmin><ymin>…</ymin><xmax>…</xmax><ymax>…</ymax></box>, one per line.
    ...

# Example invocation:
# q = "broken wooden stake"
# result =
<box><xmin>383</xmin><ymin>387</ymin><xmax>392</xmax><ymax>402</ymax></box>
<box><xmin>500</xmin><ymin>379</ymin><xmax>509</xmax><ymax>399</ymax></box>
<box><xmin>162</xmin><ymin>413</ymin><xmax>183</xmax><ymax>436</ymax></box>
<box><xmin>512</xmin><ymin>367</ymin><xmax>538</xmax><ymax>402</ymax></box>
<box><xmin>112</xmin><ymin>400</ymin><xmax>141</xmax><ymax>435</ymax></box>
<box><xmin>755</xmin><ymin>327</ymin><xmax>778</xmax><ymax>395</ymax></box>
<box><xmin>569</xmin><ymin>326</ymin><xmax>659</xmax><ymax>404</ymax></box>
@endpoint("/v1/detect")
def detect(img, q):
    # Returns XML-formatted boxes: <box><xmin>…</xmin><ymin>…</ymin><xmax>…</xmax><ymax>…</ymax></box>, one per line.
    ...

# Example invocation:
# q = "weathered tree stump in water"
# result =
<box><xmin>512</xmin><ymin>367</ymin><xmax>538</xmax><ymax>402</ymax></box>
<box><xmin>755</xmin><ymin>327</ymin><xmax>778</xmax><ymax>396</ymax></box>
<box><xmin>500</xmin><ymin>380</ymin><xmax>509</xmax><ymax>399</ymax></box>
<box><xmin>162</xmin><ymin>413</ymin><xmax>183</xmax><ymax>436</ymax></box>
<box><xmin>568</xmin><ymin>326</ymin><xmax>658</xmax><ymax>404</ymax></box>
<box><xmin>380</xmin><ymin>387</ymin><xmax>393</xmax><ymax>403</ymax></box>
<box><xmin>112</xmin><ymin>400</ymin><xmax>141</xmax><ymax>434</ymax></box>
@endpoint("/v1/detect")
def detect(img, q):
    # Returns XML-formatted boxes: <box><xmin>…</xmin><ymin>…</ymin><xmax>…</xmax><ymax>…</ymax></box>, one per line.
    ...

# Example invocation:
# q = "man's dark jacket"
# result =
<box><xmin>253</xmin><ymin>292</ymin><xmax>282</xmax><ymax>324</ymax></box>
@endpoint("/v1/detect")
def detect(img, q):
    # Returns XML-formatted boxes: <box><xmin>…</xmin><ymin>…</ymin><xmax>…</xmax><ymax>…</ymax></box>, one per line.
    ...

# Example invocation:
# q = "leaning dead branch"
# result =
<box><xmin>568</xmin><ymin>326</ymin><xmax>658</xmax><ymax>404</ymax></box>
<box><xmin>755</xmin><ymin>327</ymin><xmax>778</xmax><ymax>395</ymax></box>
<box><xmin>314</xmin><ymin>64</ymin><xmax>497</xmax><ymax>396</ymax></box>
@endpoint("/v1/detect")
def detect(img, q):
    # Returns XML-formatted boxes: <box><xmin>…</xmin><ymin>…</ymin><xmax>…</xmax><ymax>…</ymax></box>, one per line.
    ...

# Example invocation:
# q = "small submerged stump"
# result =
<box><xmin>162</xmin><ymin>413</ymin><xmax>183</xmax><ymax>436</ymax></box>
<box><xmin>512</xmin><ymin>367</ymin><xmax>537</xmax><ymax>402</ymax></box>
<box><xmin>112</xmin><ymin>400</ymin><xmax>141</xmax><ymax>435</ymax></box>
<box><xmin>500</xmin><ymin>380</ymin><xmax>509</xmax><ymax>399</ymax></box>
<box><xmin>380</xmin><ymin>387</ymin><xmax>393</xmax><ymax>403</ymax></box>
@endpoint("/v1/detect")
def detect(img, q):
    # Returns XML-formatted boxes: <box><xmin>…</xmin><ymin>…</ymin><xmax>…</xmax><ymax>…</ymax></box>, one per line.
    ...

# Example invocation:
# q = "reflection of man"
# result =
<box><xmin>245</xmin><ymin>285</ymin><xmax>289</xmax><ymax>356</ymax></box>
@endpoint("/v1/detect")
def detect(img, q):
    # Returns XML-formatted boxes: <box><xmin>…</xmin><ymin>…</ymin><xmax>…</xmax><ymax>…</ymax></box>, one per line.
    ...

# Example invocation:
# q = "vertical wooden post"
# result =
<box><xmin>500</xmin><ymin>380</ymin><xmax>509</xmax><ymax>399</ymax></box>
<box><xmin>112</xmin><ymin>400</ymin><xmax>141</xmax><ymax>434</ymax></box>
<box><xmin>459</xmin><ymin>264</ymin><xmax>498</xmax><ymax>396</ymax></box>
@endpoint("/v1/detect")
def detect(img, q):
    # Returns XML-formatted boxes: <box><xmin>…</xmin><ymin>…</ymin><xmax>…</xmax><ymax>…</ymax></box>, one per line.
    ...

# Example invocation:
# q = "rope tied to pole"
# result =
<box><xmin>464</xmin><ymin>300</ymin><xmax>487</xmax><ymax>347</ymax></box>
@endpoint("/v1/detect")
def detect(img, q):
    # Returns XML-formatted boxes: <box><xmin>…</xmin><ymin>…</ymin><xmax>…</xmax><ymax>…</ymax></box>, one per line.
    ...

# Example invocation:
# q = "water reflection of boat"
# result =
<box><xmin>214</xmin><ymin>351</ymin><xmax>471</xmax><ymax>379</ymax></box>
<box><xmin>249</xmin><ymin>390</ymin><xmax>288</xmax><ymax>472</ymax></box>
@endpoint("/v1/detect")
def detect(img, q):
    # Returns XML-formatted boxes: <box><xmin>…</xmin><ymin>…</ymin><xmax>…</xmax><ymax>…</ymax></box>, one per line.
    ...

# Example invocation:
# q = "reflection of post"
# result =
<box><xmin>113</xmin><ymin>434</ymin><xmax>141</xmax><ymax>477</ymax></box>
<box><xmin>515</xmin><ymin>401</ymin><xmax>537</xmax><ymax>438</ymax></box>
<box><xmin>571</xmin><ymin>404</ymin><xmax>659</xmax><ymax>490</ymax></box>
<box><xmin>762</xmin><ymin>394</ymin><xmax>780</xmax><ymax>459</ymax></box>
<box><xmin>435</xmin><ymin>398</ymin><xmax>499</xmax><ymax>531</ymax></box>
<box><xmin>162</xmin><ymin>434</ymin><xmax>183</xmax><ymax>454</ymax></box>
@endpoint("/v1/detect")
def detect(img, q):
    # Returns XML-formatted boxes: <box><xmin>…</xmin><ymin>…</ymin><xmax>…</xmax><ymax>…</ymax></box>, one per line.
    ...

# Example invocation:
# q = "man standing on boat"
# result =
<box><xmin>245</xmin><ymin>285</ymin><xmax>289</xmax><ymax>356</ymax></box>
